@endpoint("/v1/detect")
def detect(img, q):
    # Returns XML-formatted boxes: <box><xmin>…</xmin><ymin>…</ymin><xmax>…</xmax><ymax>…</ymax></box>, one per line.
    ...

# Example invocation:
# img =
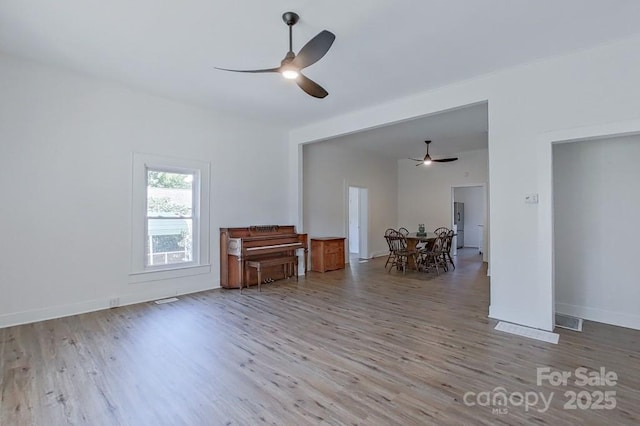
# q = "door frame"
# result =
<box><xmin>344</xmin><ymin>183</ymin><xmax>369</xmax><ymax>263</ymax></box>
<box><xmin>451</xmin><ymin>183</ymin><xmax>488</xmax><ymax>264</ymax></box>
<box><xmin>539</xmin><ymin>118</ymin><xmax>640</xmax><ymax>331</ymax></box>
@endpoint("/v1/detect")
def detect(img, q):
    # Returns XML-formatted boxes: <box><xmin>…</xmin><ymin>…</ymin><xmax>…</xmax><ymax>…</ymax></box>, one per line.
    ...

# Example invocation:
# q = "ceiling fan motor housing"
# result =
<box><xmin>282</xmin><ymin>51</ymin><xmax>295</xmax><ymax>65</ymax></box>
<box><xmin>282</xmin><ymin>12</ymin><xmax>299</xmax><ymax>26</ymax></box>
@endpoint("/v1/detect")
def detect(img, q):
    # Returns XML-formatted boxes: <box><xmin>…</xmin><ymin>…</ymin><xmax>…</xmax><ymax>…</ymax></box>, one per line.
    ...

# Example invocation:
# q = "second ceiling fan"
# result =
<box><xmin>410</xmin><ymin>140</ymin><xmax>458</xmax><ymax>166</ymax></box>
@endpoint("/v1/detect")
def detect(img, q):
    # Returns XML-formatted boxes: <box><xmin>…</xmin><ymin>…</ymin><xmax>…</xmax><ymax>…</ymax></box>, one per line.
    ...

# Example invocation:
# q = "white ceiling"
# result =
<box><xmin>1</xmin><ymin>1</ymin><xmax>640</xmax><ymax>127</ymax></box>
<box><xmin>317</xmin><ymin>103</ymin><xmax>488</xmax><ymax>160</ymax></box>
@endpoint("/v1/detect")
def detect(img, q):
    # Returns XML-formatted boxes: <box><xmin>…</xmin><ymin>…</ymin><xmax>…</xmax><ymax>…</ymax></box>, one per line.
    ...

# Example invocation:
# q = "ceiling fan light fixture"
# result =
<box><xmin>281</xmin><ymin>66</ymin><xmax>299</xmax><ymax>80</ymax></box>
<box><xmin>423</xmin><ymin>154</ymin><xmax>432</xmax><ymax>165</ymax></box>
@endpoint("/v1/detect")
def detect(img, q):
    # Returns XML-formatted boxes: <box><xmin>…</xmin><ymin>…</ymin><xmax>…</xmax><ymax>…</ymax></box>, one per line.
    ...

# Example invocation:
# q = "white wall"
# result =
<box><xmin>553</xmin><ymin>135</ymin><xmax>640</xmax><ymax>330</ymax></box>
<box><xmin>454</xmin><ymin>186</ymin><xmax>485</xmax><ymax>248</ymax></box>
<box><xmin>0</xmin><ymin>54</ymin><xmax>289</xmax><ymax>328</ymax></box>
<box><xmin>290</xmin><ymin>34</ymin><xmax>640</xmax><ymax>331</ymax></box>
<box><xmin>398</xmin><ymin>149</ymin><xmax>488</xmax><ymax>235</ymax></box>
<box><xmin>303</xmin><ymin>142</ymin><xmax>397</xmax><ymax>259</ymax></box>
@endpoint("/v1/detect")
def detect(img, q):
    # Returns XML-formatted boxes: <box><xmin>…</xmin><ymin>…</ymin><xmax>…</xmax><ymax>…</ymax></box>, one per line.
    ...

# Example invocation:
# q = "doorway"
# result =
<box><xmin>452</xmin><ymin>185</ymin><xmax>487</xmax><ymax>263</ymax></box>
<box><xmin>552</xmin><ymin>134</ymin><xmax>640</xmax><ymax>330</ymax></box>
<box><xmin>348</xmin><ymin>186</ymin><xmax>368</xmax><ymax>262</ymax></box>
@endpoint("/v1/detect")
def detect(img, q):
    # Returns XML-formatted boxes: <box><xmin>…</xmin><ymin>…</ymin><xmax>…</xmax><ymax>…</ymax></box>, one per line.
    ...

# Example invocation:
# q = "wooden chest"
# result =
<box><xmin>310</xmin><ymin>237</ymin><xmax>345</xmax><ymax>272</ymax></box>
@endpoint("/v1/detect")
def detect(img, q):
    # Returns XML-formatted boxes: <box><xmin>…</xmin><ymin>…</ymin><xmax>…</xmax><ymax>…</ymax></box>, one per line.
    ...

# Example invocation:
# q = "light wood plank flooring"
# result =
<box><xmin>1</xmin><ymin>250</ymin><xmax>639</xmax><ymax>425</ymax></box>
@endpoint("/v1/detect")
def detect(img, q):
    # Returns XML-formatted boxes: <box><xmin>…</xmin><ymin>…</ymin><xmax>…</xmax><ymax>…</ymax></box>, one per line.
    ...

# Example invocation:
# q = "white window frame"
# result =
<box><xmin>130</xmin><ymin>153</ymin><xmax>210</xmax><ymax>283</ymax></box>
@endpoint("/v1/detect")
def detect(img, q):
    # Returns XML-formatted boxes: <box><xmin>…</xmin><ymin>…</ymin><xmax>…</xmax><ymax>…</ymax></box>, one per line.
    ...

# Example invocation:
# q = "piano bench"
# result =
<box><xmin>243</xmin><ymin>256</ymin><xmax>298</xmax><ymax>293</ymax></box>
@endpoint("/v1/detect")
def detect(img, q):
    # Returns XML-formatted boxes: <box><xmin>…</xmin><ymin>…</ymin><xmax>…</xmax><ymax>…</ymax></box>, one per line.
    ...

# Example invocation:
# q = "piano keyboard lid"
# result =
<box><xmin>246</xmin><ymin>242</ymin><xmax>302</xmax><ymax>251</ymax></box>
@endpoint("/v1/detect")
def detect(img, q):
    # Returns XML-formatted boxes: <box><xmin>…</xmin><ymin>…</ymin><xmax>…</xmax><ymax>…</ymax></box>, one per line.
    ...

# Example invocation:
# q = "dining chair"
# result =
<box><xmin>384</xmin><ymin>228</ymin><xmax>398</xmax><ymax>269</ymax></box>
<box><xmin>418</xmin><ymin>234</ymin><xmax>447</xmax><ymax>275</ymax></box>
<box><xmin>398</xmin><ymin>227</ymin><xmax>410</xmax><ymax>236</ymax></box>
<box><xmin>384</xmin><ymin>230</ymin><xmax>418</xmax><ymax>274</ymax></box>
<box><xmin>442</xmin><ymin>229</ymin><xmax>456</xmax><ymax>270</ymax></box>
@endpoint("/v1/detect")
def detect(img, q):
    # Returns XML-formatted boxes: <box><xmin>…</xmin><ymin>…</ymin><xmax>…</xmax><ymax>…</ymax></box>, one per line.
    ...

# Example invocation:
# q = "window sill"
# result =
<box><xmin>129</xmin><ymin>264</ymin><xmax>211</xmax><ymax>284</ymax></box>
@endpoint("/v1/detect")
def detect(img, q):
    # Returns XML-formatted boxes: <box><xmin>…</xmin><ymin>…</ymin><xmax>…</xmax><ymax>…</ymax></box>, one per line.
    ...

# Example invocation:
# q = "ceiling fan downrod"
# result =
<box><xmin>282</xmin><ymin>12</ymin><xmax>299</xmax><ymax>56</ymax></box>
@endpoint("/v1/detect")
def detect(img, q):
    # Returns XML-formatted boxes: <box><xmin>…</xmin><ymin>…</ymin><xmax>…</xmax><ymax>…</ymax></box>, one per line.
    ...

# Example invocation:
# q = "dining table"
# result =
<box><xmin>404</xmin><ymin>232</ymin><xmax>438</xmax><ymax>270</ymax></box>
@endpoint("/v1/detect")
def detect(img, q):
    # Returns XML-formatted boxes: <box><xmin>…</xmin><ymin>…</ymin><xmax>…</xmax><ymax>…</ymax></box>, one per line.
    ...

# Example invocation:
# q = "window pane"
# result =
<box><xmin>146</xmin><ymin>218</ymin><xmax>193</xmax><ymax>266</ymax></box>
<box><xmin>147</xmin><ymin>170</ymin><xmax>193</xmax><ymax>217</ymax></box>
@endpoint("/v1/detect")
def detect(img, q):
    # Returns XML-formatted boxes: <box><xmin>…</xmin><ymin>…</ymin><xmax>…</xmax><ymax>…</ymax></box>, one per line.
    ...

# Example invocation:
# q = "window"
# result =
<box><xmin>131</xmin><ymin>153</ymin><xmax>210</xmax><ymax>282</ymax></box>
<box><xmin>146</xmin><ymin>170</ymin><xmax>194</xmax><ymax>267</ymax></box>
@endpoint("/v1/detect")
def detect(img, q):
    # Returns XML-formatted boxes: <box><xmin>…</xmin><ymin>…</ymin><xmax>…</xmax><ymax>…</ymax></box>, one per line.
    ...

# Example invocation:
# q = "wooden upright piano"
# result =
<box><xmin>220</xmin><ymin>225</ymin><xmax>308</xmax><ymax>289</ymax></box>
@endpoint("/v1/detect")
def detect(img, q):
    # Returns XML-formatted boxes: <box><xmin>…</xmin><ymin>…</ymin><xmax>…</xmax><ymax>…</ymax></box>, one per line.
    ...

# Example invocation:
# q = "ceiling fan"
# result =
<box><xmin>410</xmin><ymin>141</ymin><xmax>458</xmax><ymax>166</ymax></box>
<box><xmin>215</xmin><ymin>12</ymin><xmax>335</xmax><ymax>99</ymax></box>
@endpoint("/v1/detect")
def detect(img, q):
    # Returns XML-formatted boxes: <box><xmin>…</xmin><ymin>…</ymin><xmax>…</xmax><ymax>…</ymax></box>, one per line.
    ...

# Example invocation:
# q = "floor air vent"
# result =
<box><xmin>555</xmin><ymin>313</ymin><xmax>583</xmax><ymax>332</ymax></box>
<box><xmin>495</xmin><ymin>321</ymin><xmax>559</xmax><ymax>344</ymax></box>
<box><xmin>154</xmin><ymin>297</ymin><xmax>179</xmax><ymax>305</ymax></box>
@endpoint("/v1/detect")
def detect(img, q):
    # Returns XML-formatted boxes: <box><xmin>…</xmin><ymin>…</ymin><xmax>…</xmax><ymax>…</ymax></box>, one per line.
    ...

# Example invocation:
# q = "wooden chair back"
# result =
<box><xmin>434</xmin><ymin>227</ymin><xmax>450</xmax><ymax>237</ymax></box>
<box><xmin>385</xmin><ymin>230</ymin><xmax>408</xmax><ymax>253</ymax></box>
<box><xmin>430</xmin><ymin>235</ymin><xmax>445</xmax><ymax>253</ymax></box>
<box><xmin>384</xmin><ymin>228</ymin><xmax>397</xmax><ymax>252</ymax></box>
<box><xmin>445</xmin><ymin>229</ymin><xmax>454</xmax><ymax>253</ymax></box>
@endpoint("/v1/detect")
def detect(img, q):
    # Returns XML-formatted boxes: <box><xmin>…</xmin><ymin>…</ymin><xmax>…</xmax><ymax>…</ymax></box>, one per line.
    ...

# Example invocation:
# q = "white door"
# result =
<box><xmin>358</xmin><ymin>188</ymin><xmax>369</xmax><ymax>258</ymax></box>
<box><xmin>348</xmin><ymin>187</ymin><xmax>360</xmax><ymax>254</ymax></box>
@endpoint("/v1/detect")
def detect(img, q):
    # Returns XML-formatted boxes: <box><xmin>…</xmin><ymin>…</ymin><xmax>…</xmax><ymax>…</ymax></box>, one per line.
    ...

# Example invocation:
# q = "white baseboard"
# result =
<box><xmin>556</xmin><ymin>303</ymin><xmax>640</xmax><ymax>331</ymax></box>
<box><xmin>369</xmin><ymin>250</ymin><xmax>389</xmax><ymax>259</ymax></box>
<box><xmin>0</xmin><ymin>282</ymin><xmax>217</xmax><ymax>329</ymax></box>
<box><xmin>0</xmin><ymin>298</ymin><xmax>109</xmax><ymax>330</ymax></box>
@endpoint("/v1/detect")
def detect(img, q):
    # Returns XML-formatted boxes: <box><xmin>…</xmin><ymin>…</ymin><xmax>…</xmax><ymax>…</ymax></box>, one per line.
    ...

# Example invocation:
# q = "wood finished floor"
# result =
<box><xmin>1</xmin><ymin>249</ymin><xmax>639</xmax><ymax>425</ymax></box>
